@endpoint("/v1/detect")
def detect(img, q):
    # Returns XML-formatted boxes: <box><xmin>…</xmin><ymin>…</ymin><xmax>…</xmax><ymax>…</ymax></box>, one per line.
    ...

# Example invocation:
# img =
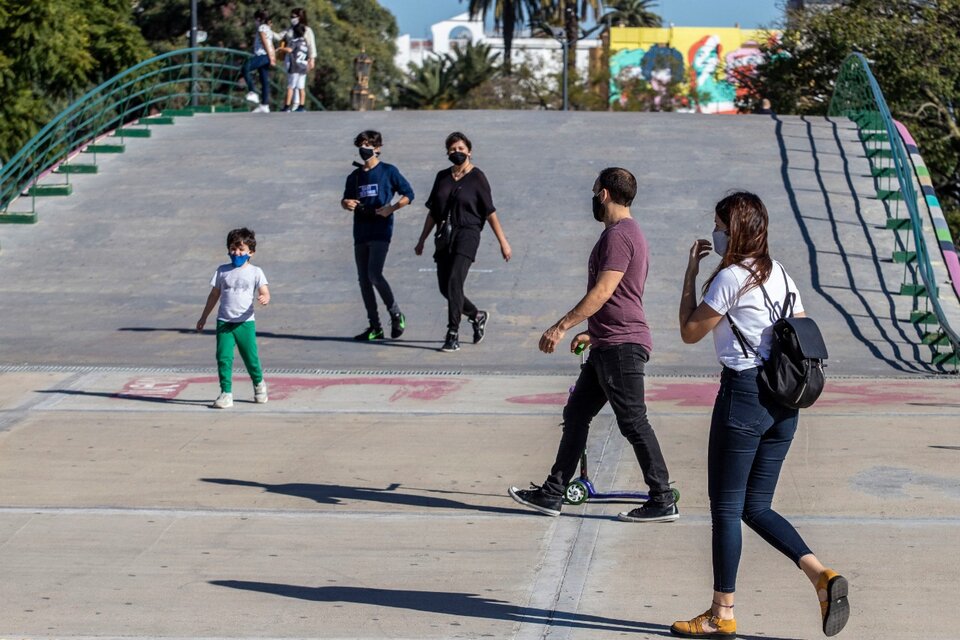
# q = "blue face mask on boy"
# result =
<box><xmin>230</xmin><ymin>254</ymin><xmax>250</xmax><ymax>267</ymax></box>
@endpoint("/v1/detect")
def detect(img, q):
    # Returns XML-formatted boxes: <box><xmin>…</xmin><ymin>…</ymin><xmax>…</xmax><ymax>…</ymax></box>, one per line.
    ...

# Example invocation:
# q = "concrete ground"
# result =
<box><xmin>1</xmin><ymin>368</ymin><xmax>958</xmax><ymax>639</ymax></box>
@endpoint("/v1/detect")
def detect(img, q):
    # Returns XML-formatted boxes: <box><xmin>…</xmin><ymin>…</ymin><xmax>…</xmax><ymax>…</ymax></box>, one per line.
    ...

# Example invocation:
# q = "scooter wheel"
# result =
<box><xmin>671</xmin><ymin>487</ymin><xmax>681</xmax><ymax>504</ymax></box>
<box><xmin>564</xmin><ymin>480</ymin><xmax>589</xmax><ymax>505</ymax></box>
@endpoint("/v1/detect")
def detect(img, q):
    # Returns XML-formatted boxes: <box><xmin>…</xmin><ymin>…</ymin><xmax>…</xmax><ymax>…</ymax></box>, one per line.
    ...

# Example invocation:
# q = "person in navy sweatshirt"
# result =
<box><xmin>341</xmin><ymin>130</ymin><xmax>415</xmax><ymax>340</ymax></box>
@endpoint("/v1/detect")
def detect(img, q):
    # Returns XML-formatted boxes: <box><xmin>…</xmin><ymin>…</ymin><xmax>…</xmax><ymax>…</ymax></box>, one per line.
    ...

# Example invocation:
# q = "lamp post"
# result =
<box><xmin>190</xmin><ymin>0</ymin><xmax>198</xmax><ymax>107</ymax></box>
<box><xmin>351</xmin><ymin>49</ymin><xmax>375</xmax><ymax>111</ymax></box>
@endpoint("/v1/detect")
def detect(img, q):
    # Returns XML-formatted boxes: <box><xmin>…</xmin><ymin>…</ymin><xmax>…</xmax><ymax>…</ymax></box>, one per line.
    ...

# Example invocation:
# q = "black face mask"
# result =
<box><xmin>448</xmin><ymin>151</ymin><xmax>468</xmax><ymax>166</ymax></box>
<box><xmin>359</xmin><ymin>147</ymin><xmax>377</xmax><ymax>161</ymax></box>
<box><xmin>592</xmin><ymin>193</ymin><xmax>605</xmax><ymax>221</ymax></box>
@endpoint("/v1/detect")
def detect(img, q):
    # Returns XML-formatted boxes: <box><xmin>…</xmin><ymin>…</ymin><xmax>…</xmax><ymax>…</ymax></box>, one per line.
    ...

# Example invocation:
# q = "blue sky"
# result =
<box><xmin>378</xmin><ymin>1</ymin><xmax>784</xmax><ymax>38</ymax></box>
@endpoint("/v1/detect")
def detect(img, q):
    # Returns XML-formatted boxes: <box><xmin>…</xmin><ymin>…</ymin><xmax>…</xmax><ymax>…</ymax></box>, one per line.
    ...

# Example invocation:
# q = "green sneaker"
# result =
<box><xmin>390</xmin><ymin>312</ymin><xmax>406</xmax><ymax>339</ymax></box>
<box><xmin>354</xmin><ymin>326</ymin><xmax>384</xmax><ymax>341</ymax></box>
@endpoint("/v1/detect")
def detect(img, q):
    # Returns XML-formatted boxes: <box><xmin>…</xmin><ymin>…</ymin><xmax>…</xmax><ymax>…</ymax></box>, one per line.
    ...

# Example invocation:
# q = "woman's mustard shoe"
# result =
<box><xmin>817</xmin><ymin>569</ymin><xmax>850</xmax><ymax>636</ymax></box>
<box><xmin>671</xmin><ymin>610</ymin><xmax>736</xmax><ymax>638</ymax></box>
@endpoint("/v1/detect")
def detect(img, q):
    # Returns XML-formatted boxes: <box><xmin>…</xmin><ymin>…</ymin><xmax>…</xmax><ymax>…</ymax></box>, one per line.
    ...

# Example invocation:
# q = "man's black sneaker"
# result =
<box><xmin>354</xmin><ymin>326</ymin><xmax>384</xmax><ymax>341</ymax></box>
<box><xmin>509</xmin><ymin>484</ymin><xmax>562</xmax><ymax>516</ymax></box>
<box><xmin>390</xmin><ymin>312</ymin><xmax>406</xmax><ymax>339</ymax></box>
<box><xmin>440</xmin><ymin>332</ymin><xmax>460</xmax><ymax>352</ymax></box>
<box><xmin>617</xmin><ymin>500</ymin><xmax>679</xmax><ymax>523</ymax></box>
<box><xmin>471</xmin><ymin>310</ymin><xmax>489</xmax><ymax>344</ymax></box>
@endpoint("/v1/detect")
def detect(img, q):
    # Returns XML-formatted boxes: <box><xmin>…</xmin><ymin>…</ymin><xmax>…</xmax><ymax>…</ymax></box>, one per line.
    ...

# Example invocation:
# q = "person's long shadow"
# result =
<box><xmin>208</xmin><ymin>581</ymin><xmax>674</xmax><ymax>635</ymax></box>
<box><xmin>207</xmin><ymin>582</ymin><xmax>802</xmax><ymax>640</ymax></box>
<box><xmin>201</xmin><ymin>477</ymin><xmax>600</xmax><ymax>518</ymax></box>
<box><xmin>35</xmin><ymin>389</ymin><xmax>210</xmax><ymax>406</ymax></box>
<box><xmin>118</xmin><ymin>327</ymin><xmax>439</xmax><ymax>351</ymax></box>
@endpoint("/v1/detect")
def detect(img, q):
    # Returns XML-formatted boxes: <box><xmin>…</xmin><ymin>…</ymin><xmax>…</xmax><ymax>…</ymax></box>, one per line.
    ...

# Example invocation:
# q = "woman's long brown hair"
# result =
<box><xmin>701</xmin><ymin>191</ymin><xmax>772</xmax><ymax>297</ymax></box>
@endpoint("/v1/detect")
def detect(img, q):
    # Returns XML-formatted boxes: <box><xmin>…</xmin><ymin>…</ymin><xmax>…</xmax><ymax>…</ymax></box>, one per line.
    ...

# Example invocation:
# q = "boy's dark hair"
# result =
<box><xmin>354</xmin><ymin>130</ymin><xmax>382</xmax><ymax>148</ymax></box>
<box><xmin>227</xmin><ymin>227</ymin><xmax>257</xmax><ymax>252</ymax></box>
<box><xmin>597</xmin><ymin>167</ymin><xmax>637</xmax><ymax>207</ymax></box>
<box><xmin>254</xmin><ymin>9</ymin><xmax>269</xmax><ymax>23</ymax></box>
<box><xmin>293</xmin><ymin>23</ymin><xmax>306</xmax><ymax>38</ymax></box>
<box><xmin>445</xmin><ymin>131</ymin><xmax>472</xmax><ymax>151</ymax></box>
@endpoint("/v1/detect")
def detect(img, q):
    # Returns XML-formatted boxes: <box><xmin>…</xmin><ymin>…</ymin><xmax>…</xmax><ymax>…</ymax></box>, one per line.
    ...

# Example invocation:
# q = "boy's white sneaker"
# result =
<box><xmin>211</xmin><ymin>392</ymin><xmax>233</xmax><ymax>409</ymax></box>
<box><xmin>254</xmin><ymin>381</ymin><xmax>268</xmax><ymax>404</ymax></box>
<box><xmin>245</xmin><ymin>91</ymin><xmax>259</xmax><ymax>104</ymax></box>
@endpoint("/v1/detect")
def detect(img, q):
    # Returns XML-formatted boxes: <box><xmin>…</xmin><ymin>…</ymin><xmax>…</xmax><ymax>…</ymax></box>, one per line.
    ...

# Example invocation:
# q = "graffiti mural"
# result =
<box><xmin>609</xmin><ymin>27</ymin><xmax>778</xmax><ymax>113</ymax></box>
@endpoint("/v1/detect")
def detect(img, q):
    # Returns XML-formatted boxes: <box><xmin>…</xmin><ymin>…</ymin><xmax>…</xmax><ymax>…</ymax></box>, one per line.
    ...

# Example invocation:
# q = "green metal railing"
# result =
<box><xmin>829</xmin><ymin>52</ymin><xmax>960</xmax><ymax>367</ymax></box>
<box><xmin>0</xmin><ymin>47</ymin><xmax>323</xmax><ymax>219</ymax></box>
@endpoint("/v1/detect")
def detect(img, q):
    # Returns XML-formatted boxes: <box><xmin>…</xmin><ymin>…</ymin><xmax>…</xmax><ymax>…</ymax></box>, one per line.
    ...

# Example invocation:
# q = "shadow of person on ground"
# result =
<box><xmin>200</xmin><ymin>477</ymin><xmax>610</xmax><ymax>519</ymax></box>
<box><xmin>35</xmin><ymin>389</ymin><xmax>210</xmax><ymax>406</ymax></box>
<box><xmin>118</xmin><ymin>327</ymin><xmax>440</xmax><ymax>351</ymax></box>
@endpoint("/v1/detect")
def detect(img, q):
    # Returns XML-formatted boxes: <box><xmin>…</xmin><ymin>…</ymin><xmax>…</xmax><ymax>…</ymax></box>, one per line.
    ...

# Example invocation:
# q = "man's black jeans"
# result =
<box><xmin>542</xmin><ymin>343</ymin><xmax>674</xmax><ymax>506</ymax></box>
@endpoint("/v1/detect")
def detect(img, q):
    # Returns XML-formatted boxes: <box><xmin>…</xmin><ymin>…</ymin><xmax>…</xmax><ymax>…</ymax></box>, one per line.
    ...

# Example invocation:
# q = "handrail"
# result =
<box><xmin>828</xmin><ymin>52</ymin><xmax>960</xmax><ymax>364</ymax></box>
<box><xmin>1</xmin><ymin>47</ymin><xmax>323</xmax><ymax>214</ymax></box>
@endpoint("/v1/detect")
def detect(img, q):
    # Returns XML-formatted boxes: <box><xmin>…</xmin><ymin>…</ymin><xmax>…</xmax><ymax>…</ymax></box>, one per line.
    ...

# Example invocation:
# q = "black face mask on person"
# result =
<box><xmin>592</xmin><ymin>192</ymin><xmax>605</xmax><ymax>221</ymax></box>
<box><xmin>359</xmin><ymin>147</ymin><xmax>378</xmax><ymax>161</ymax></box>
<box><xmin>448</xmin><ymin>151</ymin><xmax>468</xmax><ymax>166</ymax></box>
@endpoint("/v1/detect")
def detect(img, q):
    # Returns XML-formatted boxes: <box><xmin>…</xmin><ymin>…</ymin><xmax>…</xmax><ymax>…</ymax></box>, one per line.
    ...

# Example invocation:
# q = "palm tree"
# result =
<box><xmin>528</xmin><ymin>0</ymin><xmax>603</xmax><ymax>75</ymax></box>
<box><xmin>398</xmin><ymin>42</ymin><xmax>501</xmax><ymax>109</ymax></box>
<box><xmin>465</xmin><ymin>0</ymin><xmax>529</xmax><ymax>74</ymax></box>
<box><xmin>599</xmin><ymin>0</ymin><xmax>662</xmax><ymax>28</ymax></box>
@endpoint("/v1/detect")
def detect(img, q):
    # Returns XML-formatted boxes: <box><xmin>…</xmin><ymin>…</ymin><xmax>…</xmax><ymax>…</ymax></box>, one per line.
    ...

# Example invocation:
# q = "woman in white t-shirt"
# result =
<box><xmin>672</xmin><ymin>192</ymin><xmax>849</xmax><ymax>639</ymax></box>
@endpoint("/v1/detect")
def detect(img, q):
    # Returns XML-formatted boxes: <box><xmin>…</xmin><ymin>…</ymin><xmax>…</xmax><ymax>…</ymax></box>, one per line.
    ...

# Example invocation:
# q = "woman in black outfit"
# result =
<box><xmin>415</xmin><ymin>132</ymin><xmax>512</xmax><ymax>352</ymax></box>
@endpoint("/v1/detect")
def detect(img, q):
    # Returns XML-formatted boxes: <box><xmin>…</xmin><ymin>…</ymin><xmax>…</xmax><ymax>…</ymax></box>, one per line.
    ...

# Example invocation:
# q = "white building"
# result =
<box><xmin>395</xmin><ymin>12</ymin><xmax>601</xmax><ymax>77</ymax></box>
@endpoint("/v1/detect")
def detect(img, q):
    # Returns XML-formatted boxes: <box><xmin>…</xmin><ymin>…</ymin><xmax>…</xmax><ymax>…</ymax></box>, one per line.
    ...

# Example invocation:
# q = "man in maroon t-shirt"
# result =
<box><xmin>509</xmin><ymin>167</ymin><xmax>678</xmax><ymax>522</ymax></box>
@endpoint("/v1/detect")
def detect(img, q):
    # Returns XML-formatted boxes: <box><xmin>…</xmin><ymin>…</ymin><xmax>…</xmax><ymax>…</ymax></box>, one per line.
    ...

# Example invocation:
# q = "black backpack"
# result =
<box><xmin>728</xmin><ymin>265</ymin><xmax>828</xmax><ymax>409</ymax></box>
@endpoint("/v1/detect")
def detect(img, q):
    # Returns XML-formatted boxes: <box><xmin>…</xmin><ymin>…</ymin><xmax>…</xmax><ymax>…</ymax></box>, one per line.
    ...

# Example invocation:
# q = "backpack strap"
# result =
<box><xmin>726</xmin><ymin>313</ymin><xmax>759</xmax><ymax>359</ymax></box>
<box><xmin>778</xmin><ymin>263</ymin><xmax>797</xmax><ymax>319</ymax></box>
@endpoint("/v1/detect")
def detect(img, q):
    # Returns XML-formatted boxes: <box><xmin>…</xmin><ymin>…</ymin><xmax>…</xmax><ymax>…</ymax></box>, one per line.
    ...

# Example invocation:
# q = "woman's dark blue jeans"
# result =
<box><xmin>709</xmin><ymin>366</ymin><xmax>813</xmax><ymax>593</ymax></box>
<box><xmin>242</xmin><ymin>55</ymin><xmax>271</xmax><ymax>105</ymax></box>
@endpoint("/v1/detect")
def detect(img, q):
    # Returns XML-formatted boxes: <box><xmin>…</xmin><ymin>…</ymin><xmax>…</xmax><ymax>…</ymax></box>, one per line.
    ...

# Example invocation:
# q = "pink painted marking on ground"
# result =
<box><xmin>119</xmin><ymin>376</ymin><xmax>466</xmax><ymax>402</ymax></box>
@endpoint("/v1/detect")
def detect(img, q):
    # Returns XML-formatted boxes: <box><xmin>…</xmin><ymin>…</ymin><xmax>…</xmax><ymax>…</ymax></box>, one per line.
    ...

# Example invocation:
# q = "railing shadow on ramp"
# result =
<box><xmin>207</xmin><ymin>581</ymin><xmax>800</xmax><ymax>640</ymax></box>
<box><xmin>773</xmin><ymin>114</ymin><xmax>933</xmax><ymax>374</ymax></box>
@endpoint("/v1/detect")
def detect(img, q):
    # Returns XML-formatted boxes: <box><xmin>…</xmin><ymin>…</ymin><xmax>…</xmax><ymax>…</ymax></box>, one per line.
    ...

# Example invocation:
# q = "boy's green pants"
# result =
<box><xmin>216</xmin><ymin>320</ymin><xmax>263</xmax><ymax>393</ymax></box>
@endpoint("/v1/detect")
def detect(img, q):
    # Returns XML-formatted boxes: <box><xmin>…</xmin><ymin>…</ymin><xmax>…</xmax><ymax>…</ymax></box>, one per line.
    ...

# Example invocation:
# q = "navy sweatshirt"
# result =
<box><xmin>342</xmin><ymin>162</ymin><xmax>415</xmax><ymax>244</ymax></box>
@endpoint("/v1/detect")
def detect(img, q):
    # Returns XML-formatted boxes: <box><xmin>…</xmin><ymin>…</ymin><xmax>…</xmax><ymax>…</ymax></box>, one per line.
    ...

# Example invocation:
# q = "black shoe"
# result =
<box><xmin>354</xmin><ymin>326</ymin><xmax>384</xmax><ymax>341</ymax></box>
<box><xmin>617</xmin><ymin>500</ymin><xmax>679</xmax><ymax>523</ymax></box>
<box><xmin>390</xmin><ymin>312</ymin><xmax>406</xmax><ymax>339</ymax></box>
<box><xmin>471</xmin><ymin>310</ymin><xmax>489</xmax><ymax>344</ymax></box>
<box><xmin>295</xmin><ymin>105</ymin><xmax>306</xmax><ymax>112</ymax></box>
<box><xmin>509</xmin><ymin>484</ymin><xmax>562</xmax><ymax>516</ymax></box>
<box><xmin>440</xmin><ymin>332</ymin><xmax>460</xmax><ymax>352</ymax></box>
<box><xmin>280</xmin><ymin>105</ymin><xmax>291</xmax><ymax>112</ymax></box>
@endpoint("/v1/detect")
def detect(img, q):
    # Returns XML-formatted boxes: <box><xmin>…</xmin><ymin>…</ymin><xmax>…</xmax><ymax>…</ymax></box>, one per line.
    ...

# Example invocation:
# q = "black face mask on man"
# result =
<box><xmin>592</xmin><ymin>192</ymin><xmax>605</xmax><ymax>221</ymax></box>
<box><xmin>359</xmin><ymin>147</ymin><xmax>377</xmax><ymax>161</ymax></box>
<box><xmin>448</xmin><ymin>151</ymin><xmax>468</xmax><ymax>166</ymax></box>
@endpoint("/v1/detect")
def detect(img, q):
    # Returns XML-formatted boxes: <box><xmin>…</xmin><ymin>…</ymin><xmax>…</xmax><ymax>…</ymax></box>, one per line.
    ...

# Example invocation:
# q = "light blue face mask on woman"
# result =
<box><xmin>230</xmin><ymin>254</ymin><xmax>250</xmax><ymax>267</ymax></box>
<box><xmin>712</xmin><ymin>230</ymin><xmax>729</xmax><ymax>257</ymax></box>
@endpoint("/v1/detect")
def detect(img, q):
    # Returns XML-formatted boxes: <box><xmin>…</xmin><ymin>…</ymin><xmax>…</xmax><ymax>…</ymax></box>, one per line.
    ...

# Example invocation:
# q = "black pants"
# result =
<box><xmin>435</xmin><ymin>251</ymin><xmax>478</xmax><ymax>332</ymax></box>
<box><xmin>542</xmin><ymin>343</ymin><xmax>674</xmax><ymax>506</ymax></box>
<box><xmin>355</xmin><ymin>241</ymin><xmax>399</xmax><ymax>328</ymax></box>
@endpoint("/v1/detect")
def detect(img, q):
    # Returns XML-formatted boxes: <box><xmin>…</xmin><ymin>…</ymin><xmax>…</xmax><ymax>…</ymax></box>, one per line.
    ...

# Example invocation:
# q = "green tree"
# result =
<box><xmin>528</xmin><ymin>0</ymin><xmax>602</xmax><ymax>75</ymax></box>
<box><xmin>464</xmin><ymin>0</ymin><xmax>529</xmax><ymax>74</ymax></box>
<box><xmin>134</xmin><ymin>0</ymin><xmax>402</xmax><ymax>110</ymax></box>
<box><xmin>748</xmin><ymin>0</ymin><xmax>960</xmax><ymax>243</ymax></box>
<box><xmin>0</xmin><ymin>0</ymin><xmax>152</xmax><ymax>162</ymax></box>
<box><xmin>599</xmin><ymin>0</ymin><xmax>662</xmax><ymax>28</ymax></box>
<box><xmin>397</xmin><ymin>41</ymin><xmax>501</xmax><ymax>109</ymax></box>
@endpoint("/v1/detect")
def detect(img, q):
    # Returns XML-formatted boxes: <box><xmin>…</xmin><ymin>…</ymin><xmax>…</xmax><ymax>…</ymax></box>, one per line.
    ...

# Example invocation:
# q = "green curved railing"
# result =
<box><xmin>0</xmin><ymin>47</ymin><xmax>323</xmax><ymax>215</ymax></box>
<box><xmin>829</xmin><ymin>52</ymin><xmax>960</xmax><ymax>367</ymax></box>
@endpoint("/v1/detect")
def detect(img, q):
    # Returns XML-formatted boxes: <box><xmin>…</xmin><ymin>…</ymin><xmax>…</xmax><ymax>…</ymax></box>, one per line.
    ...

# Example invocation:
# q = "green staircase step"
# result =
<box><xmin>861</xmin><ymin>132</ymin><xmax>889</xmax><ymax>142</ymax></box>
<box><xmin>84</xmin><ymin>144</ymin><xmax>125</xmax><ymax>154</ymax></box>
<box><xmin>922</xmin><ymin>332</ymin><xmax>950</xmax><ymax>346</ymax></box>
<box><xmin>910</xmin><ymin>310</ymin><xmax>938</xmax><ymax>324</ymax></box>
<box><xmin>867</xmin><ymin>148</ymin><xmax>894</xmax><ymax>159</ymax></box>
<box><xmin>893</xmin><ymin>250</ymin><xmax>917</xmax><ymax>263</ymax></box>
<box><xmin>28</xmin><ymin>184</ymin><xmax>72</xmax><ymax>197</ymax></box>
<box><xmin>877</xmin><ymin>189</ymin><xmax>903</xmax><ymax>201</ymax></box>
<box><xmin>0</xmin><ymin>212</ymin><xmax>38</xmax><ymax>224</ymax></box>
<box><xmin>54</xmin><ymin>164</ymin><xmax>98</xmax><ymax>175</ymax></box>
<box><xmin>139</xmin><ymin>116</ymin><xmax>175</xmax><ymax>125</ymax></box>
<box><xmin>114</xmin><ymin>128</ymin><xmax>151</xmax><ymax>138</ymax></box>
<box><xmin>885</xmin><ymin>218</ymin><xmax>912</xmax><ymax>230</ymax></box>
<box><xmin>899</xmin><ymin>283</ymin><xmax>926</xmax><ymax>296</ymax></box>
<box><xmin>932</xmin><ymin>351</ymin><xmax>959</xmax><ymax>366</ymax></box>
<box><xmin>872</xmin><ymin>166</ymin><xmax>897</xmax><ymax>178</ymax></box>
<box><xmin>162</xmin><ymin>109</ymin><xmax>195</xmax><ymax>117</ymax></box>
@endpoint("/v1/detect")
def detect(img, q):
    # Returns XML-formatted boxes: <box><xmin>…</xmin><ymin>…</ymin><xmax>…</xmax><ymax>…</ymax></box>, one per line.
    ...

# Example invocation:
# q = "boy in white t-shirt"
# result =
<box><xmin>197</xmin><ymin>228</ymin><xmax>271</xmax><ymax>409</ymax></box>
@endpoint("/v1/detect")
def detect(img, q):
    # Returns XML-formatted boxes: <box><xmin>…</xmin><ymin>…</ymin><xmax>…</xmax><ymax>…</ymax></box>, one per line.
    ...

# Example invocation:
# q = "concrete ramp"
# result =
<box><xmin>0</xmin><ymin>111</ymin><xmax>934</xmax><ymax>375</ymax></box>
